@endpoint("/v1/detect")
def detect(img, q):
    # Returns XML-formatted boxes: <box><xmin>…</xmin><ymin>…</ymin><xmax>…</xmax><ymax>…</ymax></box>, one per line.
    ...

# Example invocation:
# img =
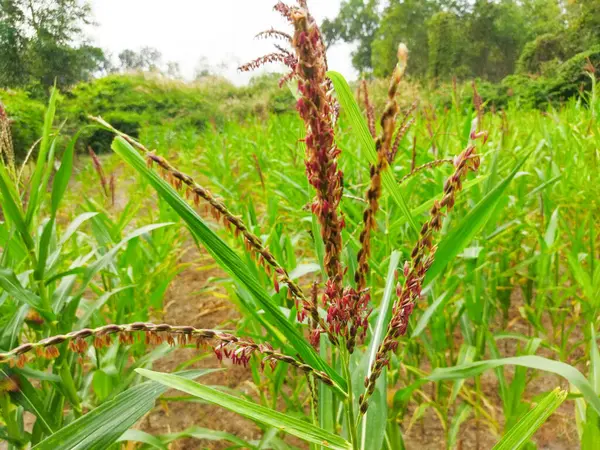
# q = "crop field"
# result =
<box><xmin>1</xmin><ymin>1</ymin><xmax>600</xmax><ymax>450</ymax></box>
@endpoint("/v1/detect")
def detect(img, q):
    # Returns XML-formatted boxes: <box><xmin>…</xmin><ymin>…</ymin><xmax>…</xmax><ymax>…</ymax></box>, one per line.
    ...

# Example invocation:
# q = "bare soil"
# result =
<box><xmin>138</xmin><ymin>244</ymin><xmax>259</xmax><ymax>449</ymax></box>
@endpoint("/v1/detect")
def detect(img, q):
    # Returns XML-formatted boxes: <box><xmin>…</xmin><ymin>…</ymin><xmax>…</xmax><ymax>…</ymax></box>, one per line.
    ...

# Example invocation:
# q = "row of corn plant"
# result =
<box><xmin>0</xmin><ymin>91</ymin><xmax>188</xmax><ymax>448</ymax></box>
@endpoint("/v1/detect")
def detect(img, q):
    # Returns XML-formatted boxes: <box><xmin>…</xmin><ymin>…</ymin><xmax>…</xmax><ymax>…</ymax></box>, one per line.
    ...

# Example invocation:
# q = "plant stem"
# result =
<box><xmin>341</xmin><ymin>346</ymin><xmax>359</xmax><ymax>450</ymax></box>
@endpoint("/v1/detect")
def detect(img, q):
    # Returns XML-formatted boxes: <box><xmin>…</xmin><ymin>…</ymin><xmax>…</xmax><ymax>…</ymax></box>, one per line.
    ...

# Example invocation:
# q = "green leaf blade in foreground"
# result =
<box><xmin>427</xmin><ymin>355</ymin><xmax>600</xmax><ymax>416</ymax></box>
<box><xmin>26</xmin><ymin>87</ymin><xmax>58</xmax><ymax>227</ymax></box>
<box><xmin>137</xmin><ymin>369</ymin><xmax>352</xmax><ymax>450</ymax></box>
<box><xmin>119</xmin><ymin>426</ymin><xmax>254</xmax><ymax>448</ymax></box>
<box><xmin>327</xmin><ymin>70</ymin><xmax>419</xmax><ymax>234</ymax></box>
<box><xmin>33</xmin><ymin>369</ymin><xmax>216</xmax><ymax>450</ymax></box>
<box><xmin>424</xmin><ymin>151</ymin><xmax>532</xmax><ymax>284</ymax></box>
<box><xmin>111</xmin><ymin>136</ymin><xmax>347</xmax><ymax>396</ymax></box>
<box><xmin>492</xmin><ymin>388</ymin><xmax>567</xmax><ymax>450</ymax></box>
<box><xmin>51</xmin><ymin>129</ymin><xmax>86</xmax><ymax>216</ymax></box>
<box><xmin>356</xmin><ymin>251</ymin><xmax>400</xmax><ymax>450</ymax></box>
<box><xmin>0</xmin><ymin>269</ymin><xmax>53</xmax><ymax>321</ymax></box>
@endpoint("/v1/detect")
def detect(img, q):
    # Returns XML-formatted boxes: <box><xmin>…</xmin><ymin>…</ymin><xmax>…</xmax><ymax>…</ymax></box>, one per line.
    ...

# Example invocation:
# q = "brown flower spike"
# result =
<box><xmin>0</xmin><ymin>322</ymin><xmax>334</xmax><ymax>385</ymax></box>
<box><xmin>355</xmin><ymin>44</ymin><xmax>409</xmax><ymax>293</ymax></box>
<box><xmin>359</xmin><ymin>139</ymin><xmax>482</xmax><ymax>414</ymax></box>
<box><xmin>240</xmin><ymin>2</ymin><xmax>348</xmax><ymax>346</ymax></box>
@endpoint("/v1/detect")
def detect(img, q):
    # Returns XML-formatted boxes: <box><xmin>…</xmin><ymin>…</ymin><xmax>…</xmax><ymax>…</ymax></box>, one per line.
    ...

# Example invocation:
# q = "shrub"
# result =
<box><xmin>63</xmin><ymin>74</ymin><xmax>221</xmax><ymax>152</ymax></box>
<box><xmin>517</xmin><ymin>33</ymin><xmax>567</xmax><ymax>75</ymax></box>
<box><xmin>547</xmin><ymin>44</ymin><xmax>600</xmax><ymax>101</ymax></box>
<box><xmin>0</xmin><ymin>89</ymin><xmax>46</xmax><ymax>159</ymax></box>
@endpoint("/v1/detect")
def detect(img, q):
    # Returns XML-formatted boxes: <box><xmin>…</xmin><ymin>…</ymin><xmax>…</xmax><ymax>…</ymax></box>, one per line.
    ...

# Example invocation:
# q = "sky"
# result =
<box><xmin>87</xmin><ymin>0</ymin><xmax>357</xmax><ymax>84</ymax></box>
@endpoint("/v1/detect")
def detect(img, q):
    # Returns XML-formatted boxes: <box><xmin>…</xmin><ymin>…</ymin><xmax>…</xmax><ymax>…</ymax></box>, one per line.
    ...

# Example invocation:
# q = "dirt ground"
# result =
<box><xmin>138</xmin><ymin>244</ymin><xmax>258</xmax><ymax>449</ymax></box>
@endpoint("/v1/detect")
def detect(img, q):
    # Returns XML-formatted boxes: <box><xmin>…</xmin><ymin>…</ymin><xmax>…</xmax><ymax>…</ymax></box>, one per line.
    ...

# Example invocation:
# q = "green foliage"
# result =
<box><xmin>0</xmin><ymin>89</ymin><xmax>185</xmax><ymax>448</ymax></box>
<box><xmin>322</xmin><ymin>0</ymin><xmax>380</xmax><ymax>74</ymax></box>
<box><xmin>517</xmin><ymin>33</ymin><xmax>568</xmax><ymax>75</ymax></box>
<box><xmin>427</xmin><ymin>11</ymin><xmax>469</xmax><ymax>80</ymax></box>
<box><xmin>497</xmin><ymin>45</ymin><xmax>600</xmax><ymax>108</ymax></box>
<box><xmin>548</xmin><ymin>45</ymin><xmax>600</xmax><ymax>101</ymax></box>
<box><xmin>0</xmin><ymin>72</ymin><xmax>296</xmax><ymax>155</ymax></box>
<box><xmin>0</xmin><ymin>0</ymin><xmax>106</xmax><ymax>91</ymax></box>
<box><xmin>64</xmin><ymin>74</ymin><xmax>219</xmax><ymax>152</ymax></box>
<box><xmin>328</xmin><ymin>0</ymin><xmax>598</xmax><ymax>87</ymax></box>
<box><xmin>0</xmin><ymin>89</ymin><xmax>45</xmax><ymax>158</ymax></box>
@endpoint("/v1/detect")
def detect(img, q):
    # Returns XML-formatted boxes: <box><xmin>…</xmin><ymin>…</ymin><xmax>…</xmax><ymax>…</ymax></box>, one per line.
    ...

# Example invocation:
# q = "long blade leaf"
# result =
<box><xmin>428</xmin><ymin>355</ymin><xmax>600</xmax><ymax>415</ymax></box>
<box><xmin>358</xmin><ymin>251</ymin><xmax>401</xmax><ymax>450</ymax></box>
<box><xmin>425</xmin><ymin>151</ymin><xmax>532</xmax><ymax>284</ymax></box>
<box><xmin>327</xmin><ymin>71</ymin><xmax>418</xmax><ymax>234</ymax></box>
<box><xmin>492</xmin><ymin>388</ymin><xmax>567</xmax><ymax>450</ymax></box>
<box><xmin>33</xmin><ymin>369</ymin><xmax>217</xmax><ymax>450</ymax></box>
<box><xmin>137</xmin><ymin>369</ymin><xmax>352</xmax><ymax>450</ymax></box>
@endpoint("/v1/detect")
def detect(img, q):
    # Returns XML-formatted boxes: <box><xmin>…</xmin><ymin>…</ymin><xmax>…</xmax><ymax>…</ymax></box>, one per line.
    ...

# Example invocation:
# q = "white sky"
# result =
<box><xmin>87</xmin><ymin>0</ymin><xmax>357</xmax><ymax>84</ymax></box>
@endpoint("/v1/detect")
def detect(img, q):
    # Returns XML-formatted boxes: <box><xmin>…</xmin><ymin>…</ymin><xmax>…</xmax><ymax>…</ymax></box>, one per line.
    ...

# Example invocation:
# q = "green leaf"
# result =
<box><xmin>492</xmin><ymin>388</ymin><xmax>567</xmax><ymax>450</ymax></box>
<box><xmin>327</xmin><ymin>71</ymin><xmax>418</xmax><ymax>234</ymax></box>
<box><xmin>0</xmin><ymin>304</ymin><xmax>29</xmax><ymax>350</ymax></box>
<box><xmin>35</xmin><ymin>218</ymin><xmax>55</xmax><ymax>281</ymax></box>
<box><xmin>449</xmin><ymin>344</ymin><xmax>476</xmax><ymax>406</ymax></box>
<box><xmin>137</xmin><ymin>369</ymin><xmax>352</xmax><ymax>450</ymax></box>
<box><xmin>59</xmin><ymin>212</ymin><xmax>99</xmax><ymax>246</ymax></box>
<box><xmin>411</xmin><ymin>286</ymin><xmax>455</xmax><ymax>339</ymax></box>
<box><xmin>579</xmin><ymin>325</ymin><xmax>600</xmax><ymax>446</ymax></box>
<box><xmin>0</xmin><ymin>269</ymin><xmax>53</xmax><ymax>320</ymax></box>
<box><xmin>0</xmin><ymin>163</ymin><xmax>35</xmax><ymax>254</ymax></box>
<box><xmin>51</xmin><ymin>129</ymin><xmax>84</xmax><ymax>216</ymax></box>
<box><xmin>26</xmin><ymin>87</ymin><xmax>58</xmax><ymax>227</ymax></box>
<box><xmin>10</xmin><ymin>372</ymin><xmax>57</xmax><ymax>435</ymax></box>
<box><xmin>358</xmin><ymin>251</ymin><xmax>400</xmax><ymax>450</ymax></box>
<box><xmin>76</xmin><ymin>285</ymin><xmax>134</xmax><ymax>328</ymax></box>
<box><xmin>32</xmin><ymin>369</ymin><xmax>217</xmax><ymax>450</ymax></box>
<box><xmin>112</xmin><ymin>136</ymin><xmax>346</xmax><ymax>396</ymax></box>
<box><xmin>448</xmin><ymin>404</ymin><xmax>472</xmax><ymax>450</ymax></box>
<box><xmin>137</xmin><ymin>426</ymin><xmax>255</xmax><ymax>448</ymax></box>
<box><xmin>428</xmin><ymin>355</ymin><xmax>600</xmax><ymax>416</ymax></box>
<box><xmin>289</xmin><ymin>263</ymin><xmax>321</xmax><ymax>280</ymax></box>
<box><xmin>92</xmin><ymin>370</ymin><xmax>113</xmax><ymax>402</ymax></box>
<box><xmin>425</xmin><ymin>151</ymin><xmax>532</xmax><ymax>284</ymax></box>
<box><xmin>117</xmin><ymin>430</ymin><xmax>168</xmax><ymax>450</ymax></box>
<box><xmin>75</xmin><ymin>222</ymin><xmax>172</xmax><ymax>298</ymax></box>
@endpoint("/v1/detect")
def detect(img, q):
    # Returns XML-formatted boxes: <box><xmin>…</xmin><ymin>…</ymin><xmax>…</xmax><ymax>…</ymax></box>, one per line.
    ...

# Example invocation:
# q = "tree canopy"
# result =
<box><xmin>322</xmin><ymin>0</ymin><xmax>600</xmax><ymax>82</ymax></box>
<box><xmin>0</xmin><ymin>0</ymin><xmax>106</xmax><ymax>91</ymax></box>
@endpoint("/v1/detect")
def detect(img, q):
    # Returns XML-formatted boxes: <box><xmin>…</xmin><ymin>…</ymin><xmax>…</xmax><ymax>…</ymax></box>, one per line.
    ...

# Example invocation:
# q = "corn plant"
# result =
<box><xmin>2</xmin><ymin>2</ymin><xmax>600</xmax><ymax>450</ymax></box>
<box><xmin>0</xmin><ymin>93</ymin><xmax>185</xmax><ymax>448</ymax></box>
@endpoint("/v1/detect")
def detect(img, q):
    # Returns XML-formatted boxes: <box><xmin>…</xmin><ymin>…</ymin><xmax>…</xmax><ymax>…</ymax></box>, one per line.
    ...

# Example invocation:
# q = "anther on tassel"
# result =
<box><xmin>45</xmin><ymin>346</ymin><xmax>60</xmax><ymax>359</ymax></box>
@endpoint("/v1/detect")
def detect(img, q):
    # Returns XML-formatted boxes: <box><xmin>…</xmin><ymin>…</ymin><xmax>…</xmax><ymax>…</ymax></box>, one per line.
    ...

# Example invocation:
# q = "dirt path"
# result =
<box><xmin>138</xmin><ymin>243</ymin><xmax>257</xmax><ymax>449</ymax></box>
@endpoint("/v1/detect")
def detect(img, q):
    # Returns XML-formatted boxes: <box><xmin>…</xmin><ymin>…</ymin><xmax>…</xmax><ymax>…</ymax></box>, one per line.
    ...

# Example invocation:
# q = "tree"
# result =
<box><xmin>118</xmin><ymin>49</ymin><xmax>141</xmax><ymax>71</ymax></box>
<box><xmin>118</xmin><ymin>47</ymin><xmax>162</xmax><ymax>72</ymax></box>
<box><xmin>371</xmin><ymin>0</ymin><xmax>439</xmax><ymax>77</ymax></box>
<box><xmin>166</xmin><ymin>61</ymin><xmax>181</xmax><ymax>79</ymax></box>
<box><xmin>321</xmin><ymin>0</ymin><xmax>380</xmax><ymax>74</ymax></box>
<box><xmin>427</xmin><ymin>11</ymin><xmax>468</xmax><ymax>80</ymax></box>
<box><xmin>322</xmin><ymin>0</ymin><xmax>595</xmax><ymax>82</ymax></box>
<box><xmin>573</xmin><ymin>0</ymin><xmax>600</xmax><ymax>48</ymax></box>
<box><xmin>465</xmin><ymin>0</ymin><xmax>529</xmax><ymax>81</ymax></box>
<box><xmin>0</xmin><ymin>0</ymin><xmax>106</xmax><ymax>90</ymax></box>
<box><xmin>520</xmin><ymin>0</ymin><xmax>563</xmax><ymax>39</ymax></box>
<box><xmin>0</xmin><ymin>0</ymin><xmax>27</xmax><ymax>87</ymax></box>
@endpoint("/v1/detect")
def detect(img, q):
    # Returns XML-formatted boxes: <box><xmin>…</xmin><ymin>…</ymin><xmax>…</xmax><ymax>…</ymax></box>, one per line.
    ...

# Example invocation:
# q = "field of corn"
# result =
<box><xmin>1</xmin><ymin>3</ymin><xmax>600</xmax><ymax>450</ymax></box>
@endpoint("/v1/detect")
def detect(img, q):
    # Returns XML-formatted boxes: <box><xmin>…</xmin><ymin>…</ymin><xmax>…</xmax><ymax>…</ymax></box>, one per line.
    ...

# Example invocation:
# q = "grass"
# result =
<box><xmin>0</xmin><ymin>11</ymin><xmax>599</xmax><ymax>450</ymax></box>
